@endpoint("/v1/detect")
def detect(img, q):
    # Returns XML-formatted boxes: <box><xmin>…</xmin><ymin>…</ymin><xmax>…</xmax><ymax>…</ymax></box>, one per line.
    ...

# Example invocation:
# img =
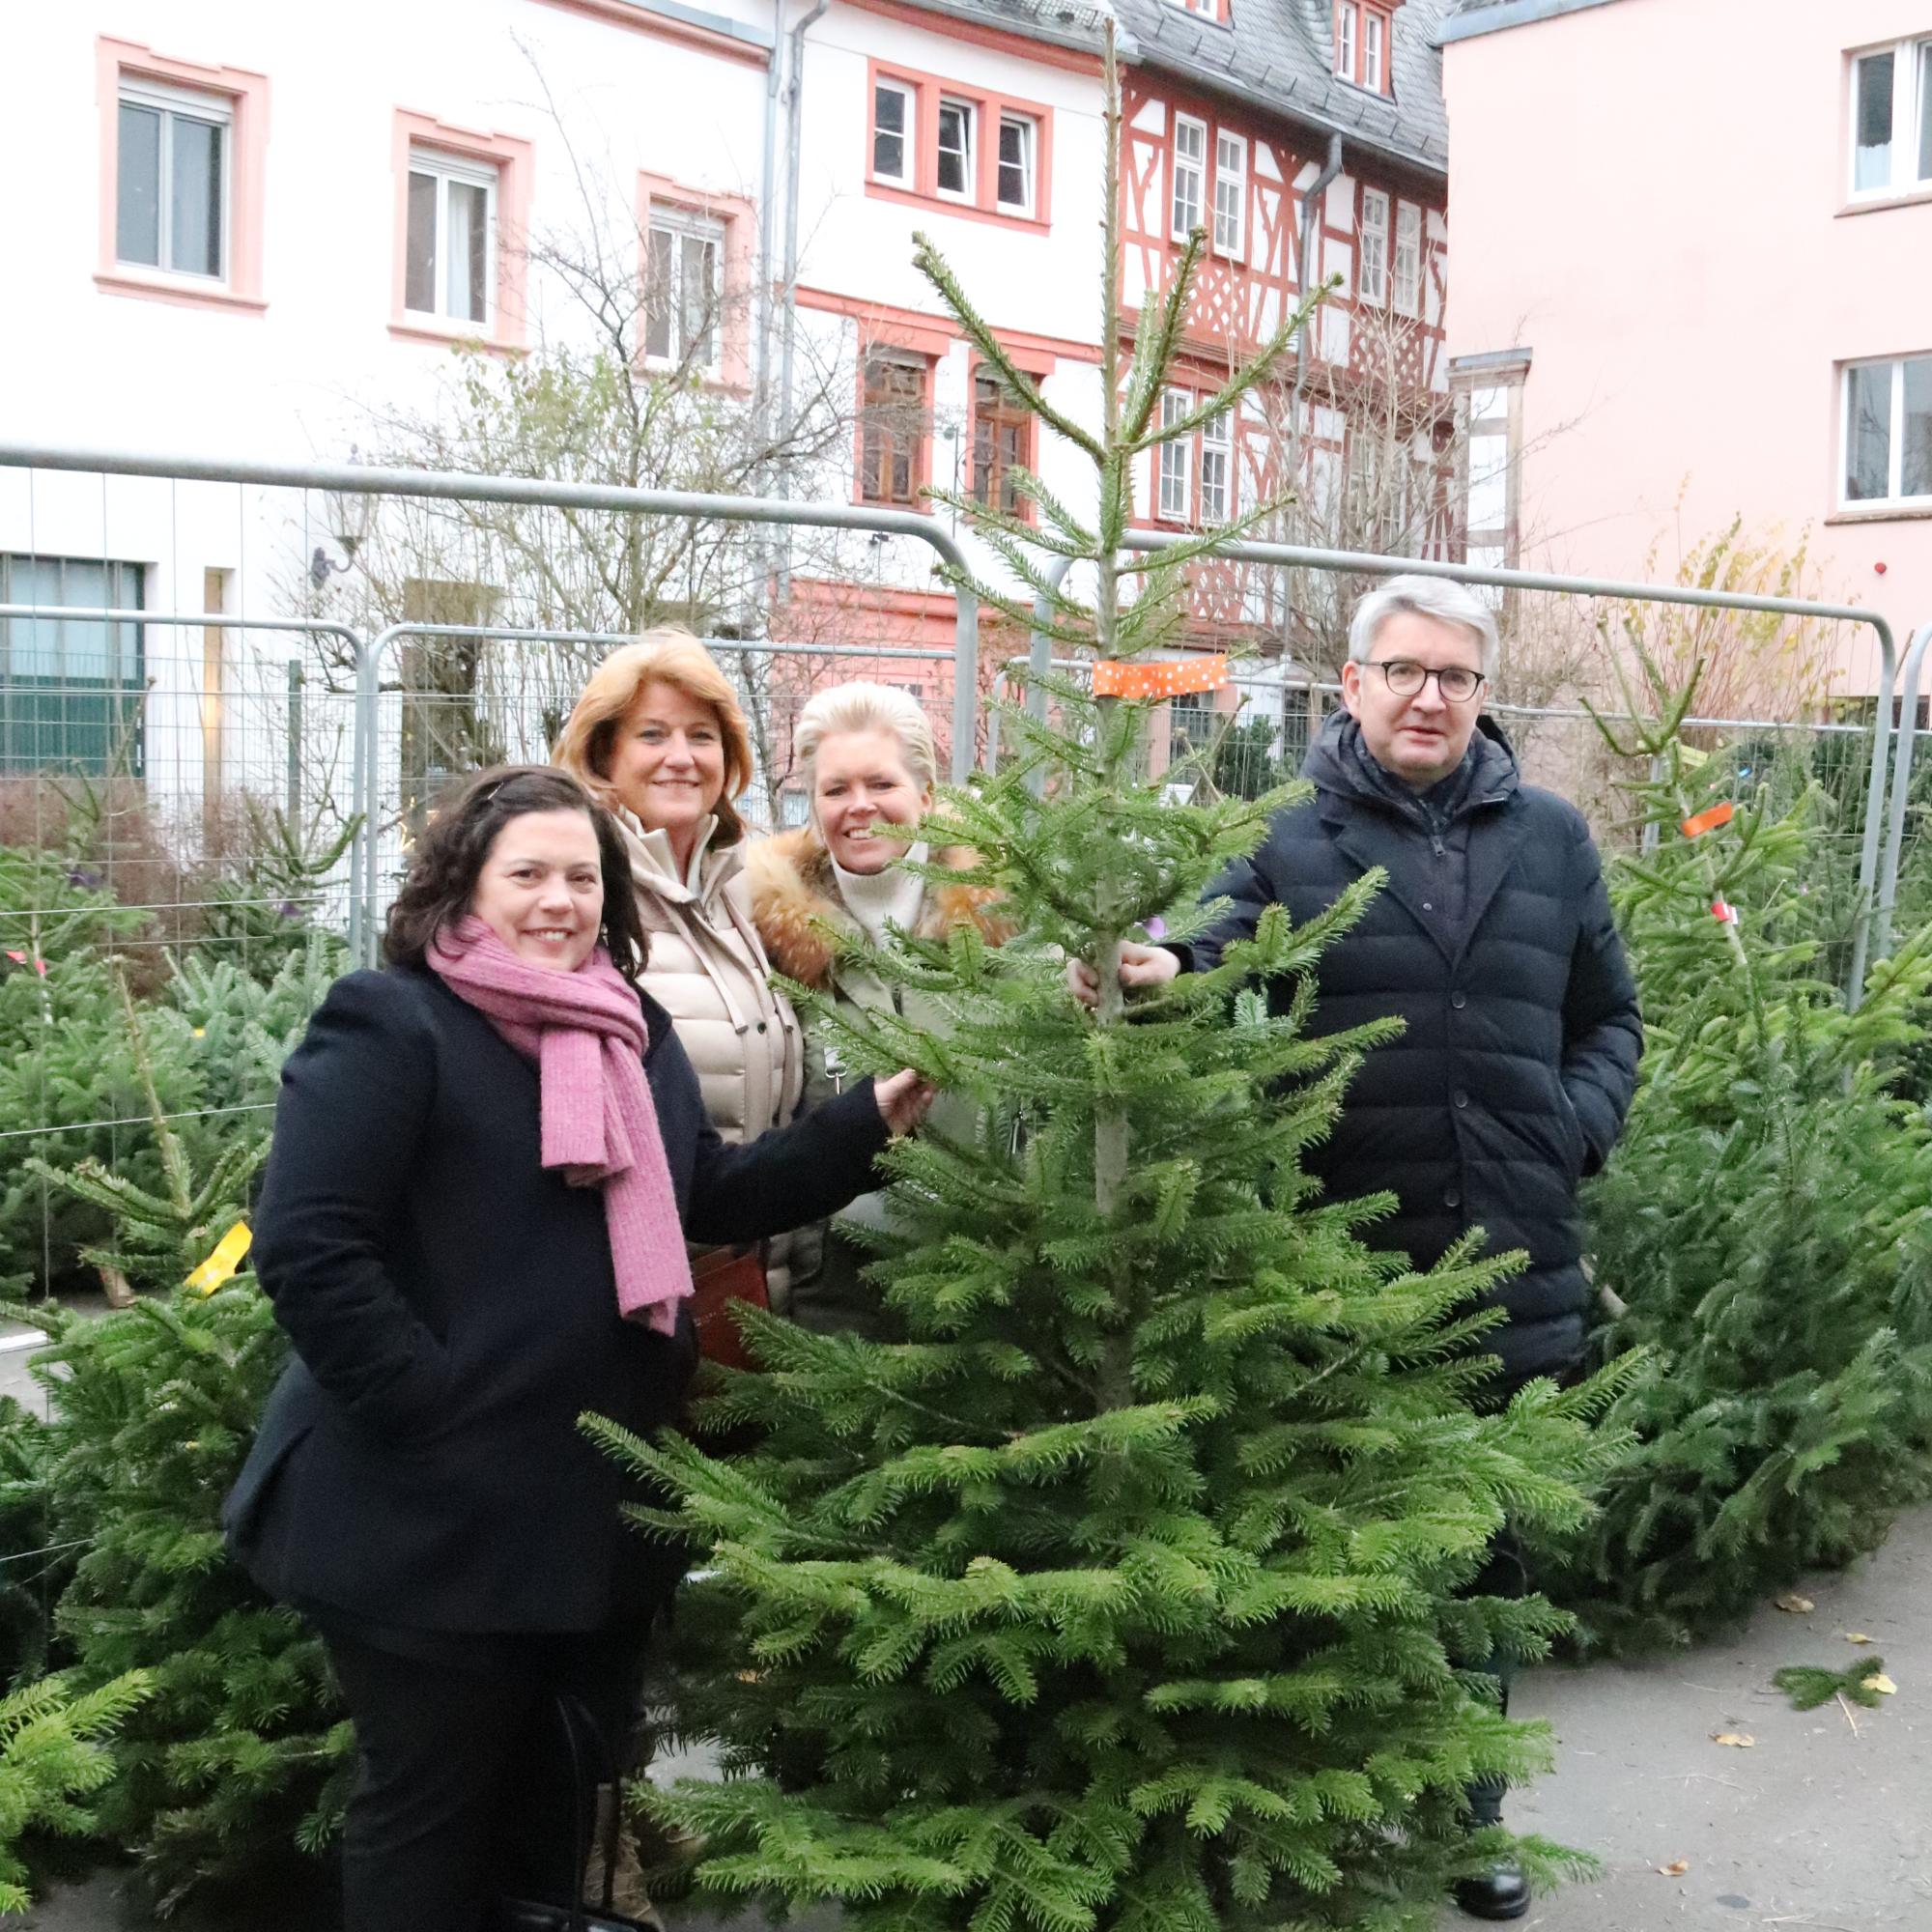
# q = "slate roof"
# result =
<box><xmin>1112</xmin><ymin>0</ymin><xmax>1449</xmax><ymax>179</ymax></box>
<box><xmin>886</xmin><ymin>0</ymin><xmax>1452</xmax><ymax>181</ymax></box>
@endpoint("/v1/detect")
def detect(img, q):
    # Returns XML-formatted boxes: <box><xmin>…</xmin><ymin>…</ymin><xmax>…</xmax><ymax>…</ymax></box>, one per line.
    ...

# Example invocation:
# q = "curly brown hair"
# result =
<box><xmin>383</xmin><ymin>767</ymin><xmax>648</xmax><ymax>982</ymax></box>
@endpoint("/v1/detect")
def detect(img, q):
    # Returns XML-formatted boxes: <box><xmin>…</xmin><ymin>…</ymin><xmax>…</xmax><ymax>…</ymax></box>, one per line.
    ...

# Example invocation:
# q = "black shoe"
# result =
<box><xmin>1454</xmin><ymin>1862</ymin><xmax>1531</xmax><ymax>1921</ymax></box>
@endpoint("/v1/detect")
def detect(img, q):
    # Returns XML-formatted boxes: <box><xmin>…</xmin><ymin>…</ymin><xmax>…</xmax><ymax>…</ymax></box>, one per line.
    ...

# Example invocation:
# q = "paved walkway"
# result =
<box><xmin>16</xmin><ymin>1501</ymin><xmax>1931</xmax><ymax>1932</ymax></box>
<box><xmin>1441</xmin><ymin>1509</ymin><xmax>1932</xmax><ymax>1931</ymax></box>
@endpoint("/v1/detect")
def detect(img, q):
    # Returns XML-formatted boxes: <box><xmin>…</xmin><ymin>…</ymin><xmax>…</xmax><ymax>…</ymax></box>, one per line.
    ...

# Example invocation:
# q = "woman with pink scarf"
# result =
<box><xmin>223</xmin><ymin>766</ymin><xmax>927</xmax><ymax>1932</ymax></box>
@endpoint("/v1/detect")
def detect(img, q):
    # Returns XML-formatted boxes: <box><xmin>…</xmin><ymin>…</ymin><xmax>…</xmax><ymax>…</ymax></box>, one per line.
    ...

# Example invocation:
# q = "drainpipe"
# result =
<box><xmin>774</xmin><ymin>0</ymin><xmax>830</xmax><ymax>605</ymax></box>
<box><xmin>748</xmin><ymin>0</ymin><xmax>786</xmax><ymax>633</ymax></box>
<box><xmin>754</xmin><ymin>0</ymin><xmax>785</xmax><ymax>417</ymax></box>
<box><xmin>1295</xmin><ymin>133</ymin><xmax>1344</xmax><ymax>402</ymax></box>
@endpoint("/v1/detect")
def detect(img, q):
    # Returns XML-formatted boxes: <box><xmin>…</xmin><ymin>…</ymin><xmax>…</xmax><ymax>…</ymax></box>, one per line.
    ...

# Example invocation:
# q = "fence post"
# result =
<box><xmin>285</xmin><ymin>660</ymin><xmax>304</xmax><ymax>838</ymax></box>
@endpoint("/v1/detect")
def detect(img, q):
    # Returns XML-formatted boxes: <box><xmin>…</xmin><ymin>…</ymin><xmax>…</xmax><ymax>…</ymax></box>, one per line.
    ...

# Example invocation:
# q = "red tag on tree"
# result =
<box><xmin>1681</xmin><ymin>801</ymin><xmax>1735</xmax><ymax>838</ymax></box>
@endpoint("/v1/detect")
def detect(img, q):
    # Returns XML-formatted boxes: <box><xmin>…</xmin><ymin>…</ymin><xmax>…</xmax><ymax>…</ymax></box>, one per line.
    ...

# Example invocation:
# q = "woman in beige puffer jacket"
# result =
<box><xmin>554</xmin><ymin>631</ymin><xmax>807</xmax><ymax>1306</ymax></box>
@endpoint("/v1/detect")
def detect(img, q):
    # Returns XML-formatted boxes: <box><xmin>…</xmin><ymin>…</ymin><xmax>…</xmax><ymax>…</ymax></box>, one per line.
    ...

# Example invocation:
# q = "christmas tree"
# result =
<box><xmin>1552</xmin><ymin>653</ymin><xmax>1932</xmax><ymax>1648</ymax></box>
<box><xmin>3</xmin><ymin>997</ymin><xmax>351</xmax><ymax>1910</ymax></box>
<box><xmin>0</xmin><ymin>1668</ymin><xmax>152</xmax><ymax>1914</ymax></box>
<box><xmin>592</xmin><ymin>35</ymin><xmax>1624</xmax><ymax>1927</ymax></box>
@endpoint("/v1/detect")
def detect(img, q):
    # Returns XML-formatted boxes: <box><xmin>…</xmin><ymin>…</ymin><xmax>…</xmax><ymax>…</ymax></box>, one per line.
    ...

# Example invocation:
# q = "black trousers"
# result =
<box><xmin>324</xmin><ymin>1625</ymin><xmax>648</xmax><ymax>1932</ymax></box>
<box><xmin>1463</xmin><ymin>1530</ymin><xmax>1526</xmax><ymax>1830</ymax></box>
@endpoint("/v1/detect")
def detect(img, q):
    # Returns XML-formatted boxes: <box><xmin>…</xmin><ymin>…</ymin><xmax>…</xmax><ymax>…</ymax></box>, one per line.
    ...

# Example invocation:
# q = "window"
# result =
<box><xmin>405</xmin><ymin>148</ymin><xmax>496</xmax><ymax>326</ymax></box>
<box><xmin>1158</xmin><ymin>389</ymin><xmax>1192</xmax><ymax>521</ymax></box>
<box><xmin>1172</xmin><ymin>0</ymin><xmax>1223</xmax><ymax>15</ymax></box>
<box><xmin>1363</xmin><ymin>9</ymin><xmax>1385</xmax><ymax>93</ymax></box>
<box><xmin>972</xmin><ymin>368</ymin><xmax>1032</xmax><ymax>516</ymax></box>
<box><xmin>1335</xmin><ymin>2</ymin><xmax>1358</xmax><ymax>80</ymax></box>
<box><xmin>1213</xmin><ymin>132</ymin><xmax>1246</xmax><ymax>257</ymax></box>
<box><xmin>117</xmin><ymin>80</ymin><xmax>229</xmax><ymax>280</ymax></box>
<box><xmin>1336</xmin><ymin>1</ymin><xmax>1392</xmax><ymax>92</ymax></box>
<box><xmin>998</xmin><ymin>114</ymin><xmax>1037</xmax><ymax>214</ymax></box>
<box><xmin>1843</xmin><ymin>355</ymin><xmax>1932</xmax><ymax>507</ymax></box>
<box><xmin>873</xmin><ymin>79</ymin><xmax>914</xmax><ymax>185</ymax></box>
<box><xmin>1200</xmin><ymin>408</ymin><xmax>1231</xmax><ymax>523</ymax></box>
<box><xmin>860</xmin><ymin>350</ymin><xmax>929</xmax><ymax>506</ymax></box>
<box><xmin>0</xmin><ymin>557</ymin><xmax>145</xmax><ymax>777</ymax></box>
<box><xmin>1393</xmin><ymin>201</ymin><xmax>1422</xmax><ymax>315</ymax></box>
<box><xmin>98</xmin><ymin>42</ymin><xmax>267</xmax><ymax>309</ymax></box>
<box><xmin>937</xmin><ymin>99</ymin><xmax>975</xmax><ymax>199</ymax></box>
<box><xmin>644</xmin><ymin>209</ymin><xmax>723</xmax><ymax>372</ymax></box>
<box><xmin>1172</xmin><ymin>116</ymin><xmax>1207</xmax><ymax>239</ymax></box>
<box><xmin>1851</xmin><ymin>41</ymin><xmax>1932</xmax><ymax>196</ymax></box>
<box><xmin>864</xmin><ymin>66</ymin><xmax>1051</xmax><ymax>224</ymax></box>
<box><xmin>1359</xmin><ymin>189</ymin><xmax>1389</xmax><ymax>305</ymax></box>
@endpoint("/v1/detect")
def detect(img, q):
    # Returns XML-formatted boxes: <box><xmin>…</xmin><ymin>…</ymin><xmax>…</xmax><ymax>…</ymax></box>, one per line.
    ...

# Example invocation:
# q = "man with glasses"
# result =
<box><xmin>1070</xmin><ymin>575</ymin><xmax>1641</xmax><ymax>1921</ymax></box>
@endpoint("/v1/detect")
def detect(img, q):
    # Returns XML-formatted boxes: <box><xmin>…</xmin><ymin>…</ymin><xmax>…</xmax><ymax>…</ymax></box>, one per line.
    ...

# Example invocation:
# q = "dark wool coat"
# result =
<box><xmin>222</xmin><ymin>964</ymin><xmax>889</xmax><ymax>1633</ymax></box>
<box><xmin>1191</xmin><ymin>713</ymin><xmax>1642</xmax><ymax>1387</ymax></box>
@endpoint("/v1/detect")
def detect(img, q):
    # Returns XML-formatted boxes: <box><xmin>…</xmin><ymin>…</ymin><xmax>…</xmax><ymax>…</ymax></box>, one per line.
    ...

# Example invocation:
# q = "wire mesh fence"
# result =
<box><xmin>1</xmin><ymin>444</ymin><xmax>1923</xmax><ymax>1309</ymax></box>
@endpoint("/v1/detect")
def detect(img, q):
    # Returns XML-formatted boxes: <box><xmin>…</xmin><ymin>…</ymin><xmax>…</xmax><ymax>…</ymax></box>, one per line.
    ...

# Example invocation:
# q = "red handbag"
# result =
<box><xmin>689</xmin><ymin>1246</ymin><xmax>770</xmax><ymax>1372</ymax></box>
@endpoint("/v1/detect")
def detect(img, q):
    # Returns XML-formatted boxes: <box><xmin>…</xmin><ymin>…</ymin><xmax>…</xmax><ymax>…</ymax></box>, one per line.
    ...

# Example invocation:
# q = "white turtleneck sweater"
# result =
<box><xmin>831</xmin><ymin>840</ymin><xmax>929</xmax><ymax>947</ymax></box>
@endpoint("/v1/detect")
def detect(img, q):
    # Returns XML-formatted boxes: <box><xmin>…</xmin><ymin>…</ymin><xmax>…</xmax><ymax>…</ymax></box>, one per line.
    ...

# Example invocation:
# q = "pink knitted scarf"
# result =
<box><xmin>427</xmin><ymin>917</ymin><xmax>692</xmax><ymax>1336</ymax></box>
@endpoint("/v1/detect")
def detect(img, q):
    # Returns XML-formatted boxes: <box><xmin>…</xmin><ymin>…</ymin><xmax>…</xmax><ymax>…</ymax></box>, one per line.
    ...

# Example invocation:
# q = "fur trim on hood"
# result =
<box><xmin>746</xmin><ymin>826</ymin><xmax>1010</xmax><ymax>990</ymax></box>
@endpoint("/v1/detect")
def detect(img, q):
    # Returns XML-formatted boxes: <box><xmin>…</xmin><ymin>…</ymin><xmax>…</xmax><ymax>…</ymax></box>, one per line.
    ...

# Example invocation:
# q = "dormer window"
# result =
<box><xmin>1335</xmin><ymin>1</ymin><xmax>1393</xmax><ymax>95</ymax></box>
<box><xmin>1171</xmin><ymin>0</ymin><xmax>1228</xmax><ymax>19</ymax></box>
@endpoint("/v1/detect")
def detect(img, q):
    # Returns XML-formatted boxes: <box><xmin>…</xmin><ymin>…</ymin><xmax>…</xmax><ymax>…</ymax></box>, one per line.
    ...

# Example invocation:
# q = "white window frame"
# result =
<box><xmin>1848</xmin><ymin>39</ymin><xmax>1932</xmax><ymax>199</ymax></box>
<box><xmin>1393</xmin><ymin>200</ymin><xmax>1422</xmax><ymax>316</ymax></box>
<box><xmin>406</xmin><ymin>146</ymin><xmax>499</xmax><ymax>327</ymax></box>
<box><xmin>936</xmin><ymin>98</ymin><xmax>977</xmax><ymax>203</ymax></box>
<box><xmin>1173</xmin><ymin>0</ymin><xmax>1220</xmax><ymax>14</ymax></box>
<box><xmin>1213</xmin><ymin>131</ymin><xmax>1246</xmax><ymax>258</ymax></box>
<box><xmin>1841</xmin><ymin>355</ymin><xmax>1932</xmax><ymax>509</ymax></box>
<box><xmin>872</xmin><ymin>78</ymin><xmax>915</xmax><ymax>186</ymax></box>
<box><xmin>1336</xmin><ymin>2</ymin><xmax>1359</xmax><ymax>81</ymax></box>
<box><xmin>1200</xmin><ymin>407</ymin><xmax>1232</xmax><ymax>523</ymax></box>
<box><xmin>1158</xmin><ymin>389</ymin><xmax>1193</xmax><ymax>521</ymax></box>
<box><xmin>643</xmin><ymin>206</ymin><xmax>724</xmax><ymax>376</ymax></box>
<box><xmin>1172</xmin><ymin>115</ymin><xmax>1207</xmax><ymax>240</ymax></box>
<box><xmin>997</xmin><ymin>112</ymin><xmax>1037</xmax><ymax>215</ymax></box>
<box><xmin>116</xmin><ymin>77</ymin><xmax>233</xmax><ymax>282</ymax></box>
<box><xmin>1363</xmin><ymin>9</ymin><xmax>1384</xmax><ymax>93</ymax></box>
<box><xmin>1358</xmin><ymin>188</ymin><xmax>1389</xmax><ymax>306</ymax></box>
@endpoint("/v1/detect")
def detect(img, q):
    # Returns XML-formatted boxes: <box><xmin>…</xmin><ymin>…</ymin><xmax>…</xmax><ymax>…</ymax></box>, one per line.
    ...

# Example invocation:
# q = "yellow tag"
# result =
<box><xmin>185</xmin><ymin>1221</ymin><xmax>252</xmax><ymax>1294</ymax></box>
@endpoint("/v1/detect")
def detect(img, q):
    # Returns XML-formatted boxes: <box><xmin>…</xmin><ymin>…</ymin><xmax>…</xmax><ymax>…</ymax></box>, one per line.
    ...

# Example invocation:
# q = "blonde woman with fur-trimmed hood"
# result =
<box><xmin>554</xmin><ymin>632</ymin><xmax>807</xmax><ymax>1304</ymax></box>
<box><xmin>749</xmin><ymin>681</ymin><xmax>1009</xmax><ymax>1336</ymax></box>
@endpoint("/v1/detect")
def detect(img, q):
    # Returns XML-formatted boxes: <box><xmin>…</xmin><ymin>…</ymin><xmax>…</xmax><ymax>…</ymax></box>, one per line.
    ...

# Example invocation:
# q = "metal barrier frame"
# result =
<box><xmin>355</xmin><ymin>623</ymin><xmax>955</xmax><ymax>965</ymax></box>
<box><xmin>0</xmin><ymin>444</ymin><xmax>1915</xmax><ymax>1001</ymax></box>
<box><xmin>1115</xmin><ymin>533</ymin><xmax>1906</xmax><ymax>1002</ymax></box>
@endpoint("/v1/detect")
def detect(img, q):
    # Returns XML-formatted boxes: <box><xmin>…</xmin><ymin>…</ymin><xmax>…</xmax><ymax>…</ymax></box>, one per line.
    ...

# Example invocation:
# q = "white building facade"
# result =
<box><xmin>0</xmin><ymin>0</ymin><xmax>1454</xmax><ymax>863</ymax></box>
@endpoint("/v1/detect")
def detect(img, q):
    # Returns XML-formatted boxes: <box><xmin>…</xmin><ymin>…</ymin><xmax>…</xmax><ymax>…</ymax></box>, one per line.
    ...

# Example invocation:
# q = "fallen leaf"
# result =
<box><xmin>1845</xmin><ymin>1632</ymin><xmax>1873</xmax><ymax>1644</ymax></box>
<box><xmin>1775</xmin><ymin>1592</ymin><xmax>1815</xmax><ymax>1614</ymax></box>
<box><xmin>1870</xmin><ymin>1673</ymin><xmax>1897</xmax><ymax>1696</ymax></box>
<box><xmin>1658</xmin><ymin>1859</ymin><xmax>1690</xmax><ymax>1876</ymax></box>
<box><xmin>1711</xmin><ymin>1731</ymin><xmax>1755</xmax><ymax>1747</ymax></box>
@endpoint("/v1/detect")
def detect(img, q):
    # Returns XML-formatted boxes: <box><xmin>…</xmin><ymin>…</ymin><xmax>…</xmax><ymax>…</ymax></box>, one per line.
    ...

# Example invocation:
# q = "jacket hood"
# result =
<box><xmin>1303</xmin><ymin>710</ymin><xmax>1520</xmax><ymax>812</ymax></box>
<box><xmin>746</xmin><ymin>825</ymin><xmax>1010</xmax><ymax>990</ymax></box>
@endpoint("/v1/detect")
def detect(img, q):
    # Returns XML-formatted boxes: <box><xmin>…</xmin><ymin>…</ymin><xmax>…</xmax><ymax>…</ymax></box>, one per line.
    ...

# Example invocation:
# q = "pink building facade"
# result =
<box><xmin>1439</xmin><ymin>0</ymin><xmax>1932</xmax><ymax>695</ymax></box>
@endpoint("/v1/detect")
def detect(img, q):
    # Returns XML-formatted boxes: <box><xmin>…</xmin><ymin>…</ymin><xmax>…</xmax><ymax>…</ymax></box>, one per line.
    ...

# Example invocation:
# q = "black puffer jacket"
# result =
<box><xmin>1191</xmin><ymin>712</ymin><xmax>1641</xmax><ymax>1387</ymax></box>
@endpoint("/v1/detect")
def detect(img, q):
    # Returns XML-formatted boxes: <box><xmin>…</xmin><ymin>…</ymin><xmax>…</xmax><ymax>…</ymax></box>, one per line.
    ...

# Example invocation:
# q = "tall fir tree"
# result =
<box><xmin>1551</xmin><ymin>654</ymin><xmax>1932</xmax><ymax>1648</ymax></box>
<box><xmin>593</xmin><ymin>34</ymin><xmax>1626</xmax><ymax>1929</ymax></box>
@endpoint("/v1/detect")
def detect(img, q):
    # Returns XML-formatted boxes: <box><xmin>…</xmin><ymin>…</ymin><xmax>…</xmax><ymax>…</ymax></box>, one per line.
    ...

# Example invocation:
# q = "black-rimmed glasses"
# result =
<box><xmin>1367</xmin><ymin>659</ymin><xmax>1487</xmax><ymax>704</ymax></box>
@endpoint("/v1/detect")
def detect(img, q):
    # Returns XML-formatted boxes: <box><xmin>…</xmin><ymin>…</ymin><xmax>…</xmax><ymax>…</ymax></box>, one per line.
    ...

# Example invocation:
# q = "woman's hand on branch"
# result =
<box><xmin>1064</xmin><ymin>943</ymin><xmax>1182</xmax><ymax>1010</ymax></box>
<box><xmin>874</xmin><ymin>1068</ymin><xmax>937</xmax><ymax>1136</ymax></box>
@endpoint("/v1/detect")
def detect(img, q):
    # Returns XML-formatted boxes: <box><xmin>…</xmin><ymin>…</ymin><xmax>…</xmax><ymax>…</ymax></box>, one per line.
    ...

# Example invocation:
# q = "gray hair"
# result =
<box><xmin>793</xmin><ymin>680</ymin><xmax>939</xmax><ymax>796</ymax></box>
<box><xmin>1348</xmin><ymin>575</ymin><xmax>1500</xmax><ymax>674</ymax></box>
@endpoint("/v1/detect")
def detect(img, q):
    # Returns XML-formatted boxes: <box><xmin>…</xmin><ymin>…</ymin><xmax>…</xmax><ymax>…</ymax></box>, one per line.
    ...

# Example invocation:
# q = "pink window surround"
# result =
<box><xmin>864</xmin><ymin>59</ymin><xmax>1055</xmax><ymax>232</ymax></box>
<box><xmin>95</xmin><ymin>37</ymin><xmax>270</xmax><ymax>314</ymax></box>
<box><xmin>636</xmin><ymin>175</ymin><xmax>755</xmax><ymax>390</ymax></box>
<box><xmin>389</xmin><ymin>109</ymin><xmax>533</xmax><ymax>351</ymax></box>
